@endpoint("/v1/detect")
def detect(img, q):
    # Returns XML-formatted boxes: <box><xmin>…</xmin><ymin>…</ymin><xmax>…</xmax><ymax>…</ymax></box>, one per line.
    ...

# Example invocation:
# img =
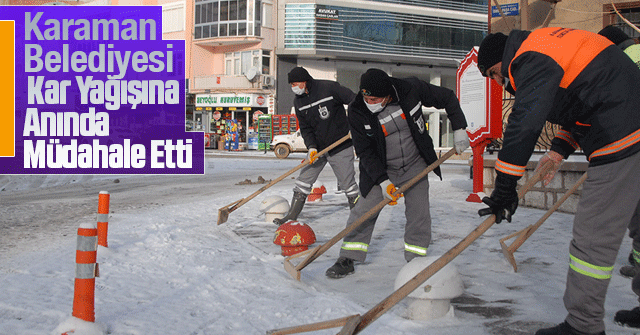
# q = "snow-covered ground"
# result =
<box><xmin>0</xmin><ymin>150</ymin><xmax>638</xmax><ymax>335</ymax></box>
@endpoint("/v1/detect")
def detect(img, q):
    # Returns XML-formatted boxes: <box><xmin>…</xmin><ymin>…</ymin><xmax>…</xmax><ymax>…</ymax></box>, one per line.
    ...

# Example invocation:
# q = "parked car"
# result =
<box><xmin>270</xmin><ymin>130</ymin><xmax>308</xmax><ymax>158</ymax></box>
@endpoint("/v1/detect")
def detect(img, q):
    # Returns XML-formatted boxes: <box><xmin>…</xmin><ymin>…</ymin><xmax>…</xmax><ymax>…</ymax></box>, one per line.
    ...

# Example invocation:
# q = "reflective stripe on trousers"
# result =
<box><xmin>405</xmin><ymin>243</ymin><xmax>427</xmax><ymax>256</ymax></box>
<box><xmin>341</xmin><ymin>241</ymin><xmax>368</xmax><ymax>252</ymax></box>
<box><xmin>569</xmin><ymin>254</ymin><xmax>613</xmax><ymax>280</ymax></box>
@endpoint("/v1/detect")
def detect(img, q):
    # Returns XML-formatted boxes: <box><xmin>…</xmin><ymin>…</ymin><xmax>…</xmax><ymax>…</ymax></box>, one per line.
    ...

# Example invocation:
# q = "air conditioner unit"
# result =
<box><xmin>262</xmin><ymin>75</ymin><xmax>275</xmax><ymax>87</ymax></box>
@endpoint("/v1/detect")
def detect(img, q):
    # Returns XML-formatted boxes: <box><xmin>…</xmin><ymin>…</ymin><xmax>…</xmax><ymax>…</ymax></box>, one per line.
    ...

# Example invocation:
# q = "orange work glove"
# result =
<box><xmin>380</xmin><ymin>179</ymin><xmax>403</xmax><ymax>206</ymax></box>
<box><xmin>307</xmin><ymin>148</ymin><xmax>318</xmax><ymax>164</ymax></box>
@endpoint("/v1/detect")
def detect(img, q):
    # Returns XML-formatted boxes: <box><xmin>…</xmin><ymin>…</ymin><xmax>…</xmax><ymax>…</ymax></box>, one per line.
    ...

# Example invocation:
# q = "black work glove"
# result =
<box><xmin>478</xmin><ymin>173</ymin><xmax>519</xmax><ymax>223</ymax></box>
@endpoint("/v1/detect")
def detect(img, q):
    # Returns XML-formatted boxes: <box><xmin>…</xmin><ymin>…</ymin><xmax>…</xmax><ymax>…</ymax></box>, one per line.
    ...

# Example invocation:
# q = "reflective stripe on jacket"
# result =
<box><xmin>495</xmin><ymin>28</ymin><xmax>640</xmax><ymax>179</ymax></box>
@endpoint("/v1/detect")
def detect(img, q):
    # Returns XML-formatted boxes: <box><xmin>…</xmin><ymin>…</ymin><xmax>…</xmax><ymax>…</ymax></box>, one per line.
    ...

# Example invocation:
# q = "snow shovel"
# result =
<box><xmin>283</xmin><ymin>148</ymin><xmax>457</xmax><ymax>281</ymax></box>
<box><xmin>266</xmin><ymin>161</ymin><xmax>552</xmax><ymax>335</ymax></box>
<box><xmin>500</xmin><ymin>171</ymin><xmax>587</xmax><ymax>272</ymax></box>
<box><xmin>217</xmin><ymin>133</ymin><xmax>351</xmax><ymax>225</ymax></box>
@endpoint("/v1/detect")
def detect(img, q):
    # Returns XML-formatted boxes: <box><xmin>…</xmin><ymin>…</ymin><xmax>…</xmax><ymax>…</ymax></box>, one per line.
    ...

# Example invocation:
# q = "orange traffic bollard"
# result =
<box><xmin>97</xmin><ymin>191</ymin><xmax>110</xmax><ymax>248</ymax></box>
<box><xmin>72</xmin><ymin>222</ymin><xmax>98</xmax><ymax>323</ymax></box>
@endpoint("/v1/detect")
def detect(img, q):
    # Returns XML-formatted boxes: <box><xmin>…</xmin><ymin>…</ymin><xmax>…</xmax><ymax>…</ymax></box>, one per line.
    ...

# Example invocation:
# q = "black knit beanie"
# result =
<box><xmin>359</xmin><ymin>68</ymin><xmax>393</xmax><ymax>97</ymax></box>
<box><xmin>598</xmin><ymin>25</ymin><xmax>630</xmax><ymax>46</ymax></box>
<box><xmin>477</xmin><ymin>32</ymin><xmax>508</xmax><ymax>77</ymax></box>
<box><xmin>288</xmin><ymin>67</ymin><xmax>312</xmax><ymax>83</ymax></box>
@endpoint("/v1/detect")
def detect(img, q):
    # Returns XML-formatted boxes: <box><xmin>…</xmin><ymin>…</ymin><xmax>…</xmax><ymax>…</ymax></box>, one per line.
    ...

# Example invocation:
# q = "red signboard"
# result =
<box><xmin>456</xmin><ymin>47</ymin><xmax>503</xmax><ymax>202</ymax></box>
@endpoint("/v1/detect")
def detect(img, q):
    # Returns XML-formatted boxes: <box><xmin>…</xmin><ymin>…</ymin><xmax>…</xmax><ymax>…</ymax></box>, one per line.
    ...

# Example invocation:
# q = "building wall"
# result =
<box><xmin>491</xmin><ymin>0</ymin><xmax>640</xmax><ymax>34</ymax></box>
<box><xmin>274</xmin><ymin>0</ymin><xmax>487</xmax><ymax>132</ymax></box>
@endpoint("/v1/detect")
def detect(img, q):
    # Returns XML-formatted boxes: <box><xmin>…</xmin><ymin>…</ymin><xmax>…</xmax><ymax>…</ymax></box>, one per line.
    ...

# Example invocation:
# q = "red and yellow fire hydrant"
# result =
<box><xmin>273</xmin><ymin>220</ymin><xmax>316</xmax><ymax>256</ymax></box>
<box><xmin>307</xmin><ymin>185</ymin><xmax>327</xmax><ymax>202</ymax></box>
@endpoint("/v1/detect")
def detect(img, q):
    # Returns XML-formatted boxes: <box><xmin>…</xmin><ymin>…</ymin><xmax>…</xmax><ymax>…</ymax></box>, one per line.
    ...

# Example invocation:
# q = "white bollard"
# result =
<box><xmin>394</xmin><ymin>256</ymin><xmax>464</xmax><ymax>320</ymax></box>
<box><xmin>259</xmin><ymin>195</ymin><xmax>290</xmax><ymax>223</ymax></box>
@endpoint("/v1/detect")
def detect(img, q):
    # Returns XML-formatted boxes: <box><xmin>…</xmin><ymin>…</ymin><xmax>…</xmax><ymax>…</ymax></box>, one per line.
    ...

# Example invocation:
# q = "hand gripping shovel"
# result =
<box><xmin>499</xmin><ymin>171</ymin><xmax>587</xmax><ymax>272</ymax></box>
<box><xmin>283</xmin><ymin>148</ymin><xmax>457</xmax><ymax>281</ymax></box>
<box><xmin>217</xmin><ymin>134</ymin><xmax>351</xmax><ymax>225</ymax></box>
<box><xmin>266</xmin><ymin>161</ymin><xmax>552</xmax><ymax>335</ymax></box>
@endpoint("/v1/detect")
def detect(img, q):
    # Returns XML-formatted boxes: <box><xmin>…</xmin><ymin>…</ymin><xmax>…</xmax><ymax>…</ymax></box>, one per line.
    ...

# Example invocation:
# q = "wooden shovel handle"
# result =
<box><xmin>290</xmin><ymin>148</ymin><xmax>457</xmax><ymax>272</ymax></box>
<box><xmin>217</xmin><ymin>133</ymin><xmax>351</xmax><ymax>224</ymax></box>
<box><xmin>266</xmin><ymin>314</ymin><xmax>361</xmax><ymax>335</ymax></box>
<box><xmin>351</xmin><ymin>160</ymin><xmax>553</xmax><ymax>334</ymax></box>
<box><xmin>504</xmin><ymin>171</ymin><xmax>588</xmax><ymax>254</ymax></box>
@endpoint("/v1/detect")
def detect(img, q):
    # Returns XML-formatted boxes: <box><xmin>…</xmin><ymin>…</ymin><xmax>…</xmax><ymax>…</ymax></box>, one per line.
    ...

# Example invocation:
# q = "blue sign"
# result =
<box><xmin>491</xmin><ymin>3</ymin><xmax>519</xmax><ymax>17</ymax></box>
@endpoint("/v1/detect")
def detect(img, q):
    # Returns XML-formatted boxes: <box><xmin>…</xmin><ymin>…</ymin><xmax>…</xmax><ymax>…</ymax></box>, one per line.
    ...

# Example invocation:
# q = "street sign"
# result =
<box><xmin>457</xmin><ymin>47</ymin><xmax>503</xmax><ymax>202</ymax></box>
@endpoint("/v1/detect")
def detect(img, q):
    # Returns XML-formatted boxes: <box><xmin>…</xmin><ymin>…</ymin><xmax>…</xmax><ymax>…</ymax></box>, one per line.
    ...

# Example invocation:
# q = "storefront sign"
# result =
<box><xmin>195</xmin><ymin>93</ymin><xmax>267</xmax><ymax>107</ymax></box>
<box><xmin>256</xmin><ymin>96</ymin><xmax>266</xmax><ymax>106</ymax></box>
<box><xmin>213</xmin><ymin>111</ymin><xmax>221</xmax><ymax>121</ymax></box>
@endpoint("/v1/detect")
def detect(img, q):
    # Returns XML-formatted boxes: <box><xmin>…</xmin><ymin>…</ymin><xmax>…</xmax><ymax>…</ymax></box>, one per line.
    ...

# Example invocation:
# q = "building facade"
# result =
<box><xmin>276</xmin><ymin>0</ymin><xmax>487</xmax><ymax>148</ymax></box>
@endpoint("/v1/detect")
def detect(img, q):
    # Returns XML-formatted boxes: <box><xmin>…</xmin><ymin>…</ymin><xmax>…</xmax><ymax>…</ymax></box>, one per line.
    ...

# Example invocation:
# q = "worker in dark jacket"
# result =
<box><xmin>477</xmin><ymin>28</ymin><xmax>640</xmax><ymax>335</ymax></box>
<box><xmin>325</xmin><ymin>68</ymin><xmax>469</xmax><ymax>278</ymax></box>
<box><xmin>598</xmin><ymin>25</ymin><xmax>640</xmax><ymax>281</ymax></box>
<box><xmin>274</xmin><ymin>67</ymin><xmax>359</xmax><ymax>225</ymax></box>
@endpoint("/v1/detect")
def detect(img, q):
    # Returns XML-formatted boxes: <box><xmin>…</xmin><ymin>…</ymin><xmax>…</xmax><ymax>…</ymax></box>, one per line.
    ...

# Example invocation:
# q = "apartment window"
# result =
<box><xmin>262</xmin><ymin>1</ymin><xmax>273</xmax><ymax>28</ymax></box>
<box><xmin>162</xmin><ymin>1</ymin><xmax>186</xmax><ymax>33</ymax></box>
<box><xmin>262</xmin><ymin>50</ymin><xmax>270</xmax><ymax>75</ymax></box>
<box><xmin>225</xmin><ymin>50</ymin><xmax>262</xmax><ymax>75</ymax></box>
<box><xmin>195</xmin><ymin>0</ymin><xmax>262</xmax><ymax>39</ymax></box>
<box><xmin>255</xmin><ymin>0</ymin><xmax>262</xmax><ymax>35</ymax></box>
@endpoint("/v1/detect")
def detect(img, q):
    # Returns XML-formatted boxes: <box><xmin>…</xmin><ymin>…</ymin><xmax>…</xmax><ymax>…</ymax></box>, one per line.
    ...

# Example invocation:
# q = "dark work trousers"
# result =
<box><xmin>293</xmin><ymin>146</ymin><xmax>359</xmax><ymax>198</ymax></box>
<box><xmin>563</xmin><ymin>150</ymin><xmax>640</xmax><ymax>333</ymax></box>
<box><xmin>338</xmin><ymin>159</ymin><xmax>431</xmax><ymax>262</ymax></box>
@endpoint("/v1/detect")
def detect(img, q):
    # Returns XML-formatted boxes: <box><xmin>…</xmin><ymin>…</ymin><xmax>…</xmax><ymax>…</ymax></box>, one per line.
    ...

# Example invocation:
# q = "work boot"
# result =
<box><xmin>325</xmin><ymin>257</ymin><xmax>355</xmax><ymax>279</ymax></box>
<box><xmin>615</xmin><ymin>307</ymin><xmax>640</xmax><ymax>328</ymax></box>
<box><xmin>347</xmin><ymin>195</ymin><xmax>359</xmax><ymax>209</ymax></box>
<box><xmin>620</xmin><ymin>264</ymin><xmax>640</xmax><ymax>278</ymax></box>
<box><xmin>535</xmin><ymin>321</ymin><xmax>605</xmax><ymax>335</ymax></box>
<box><xmin>273</xmin><ymin>191</ymin><xmax>307</xmax><ymax>226</ymax></box>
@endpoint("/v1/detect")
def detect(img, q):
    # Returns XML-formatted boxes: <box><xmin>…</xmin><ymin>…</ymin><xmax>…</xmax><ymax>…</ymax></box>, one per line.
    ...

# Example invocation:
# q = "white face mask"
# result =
<box><xmin>365</xmin><ymin>97</ymin><xmax>387</xmax><ymax>113</ymax></box>
<box><xmin>365</xmin><ymin>101</ymin><xmax>384</xmax><ymax>113</ymax></box>
<box><xmin>291</xmin><ymin>85</ymin><xmax>306</xmax><ymax>95</ymax></box>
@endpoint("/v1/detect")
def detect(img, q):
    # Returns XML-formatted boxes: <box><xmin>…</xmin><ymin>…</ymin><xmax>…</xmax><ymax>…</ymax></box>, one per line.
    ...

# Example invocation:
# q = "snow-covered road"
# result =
<box><xmin>0</xmin><ymin>151</ymin><xmax>637</xmax><ymax>335</ymax></box>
